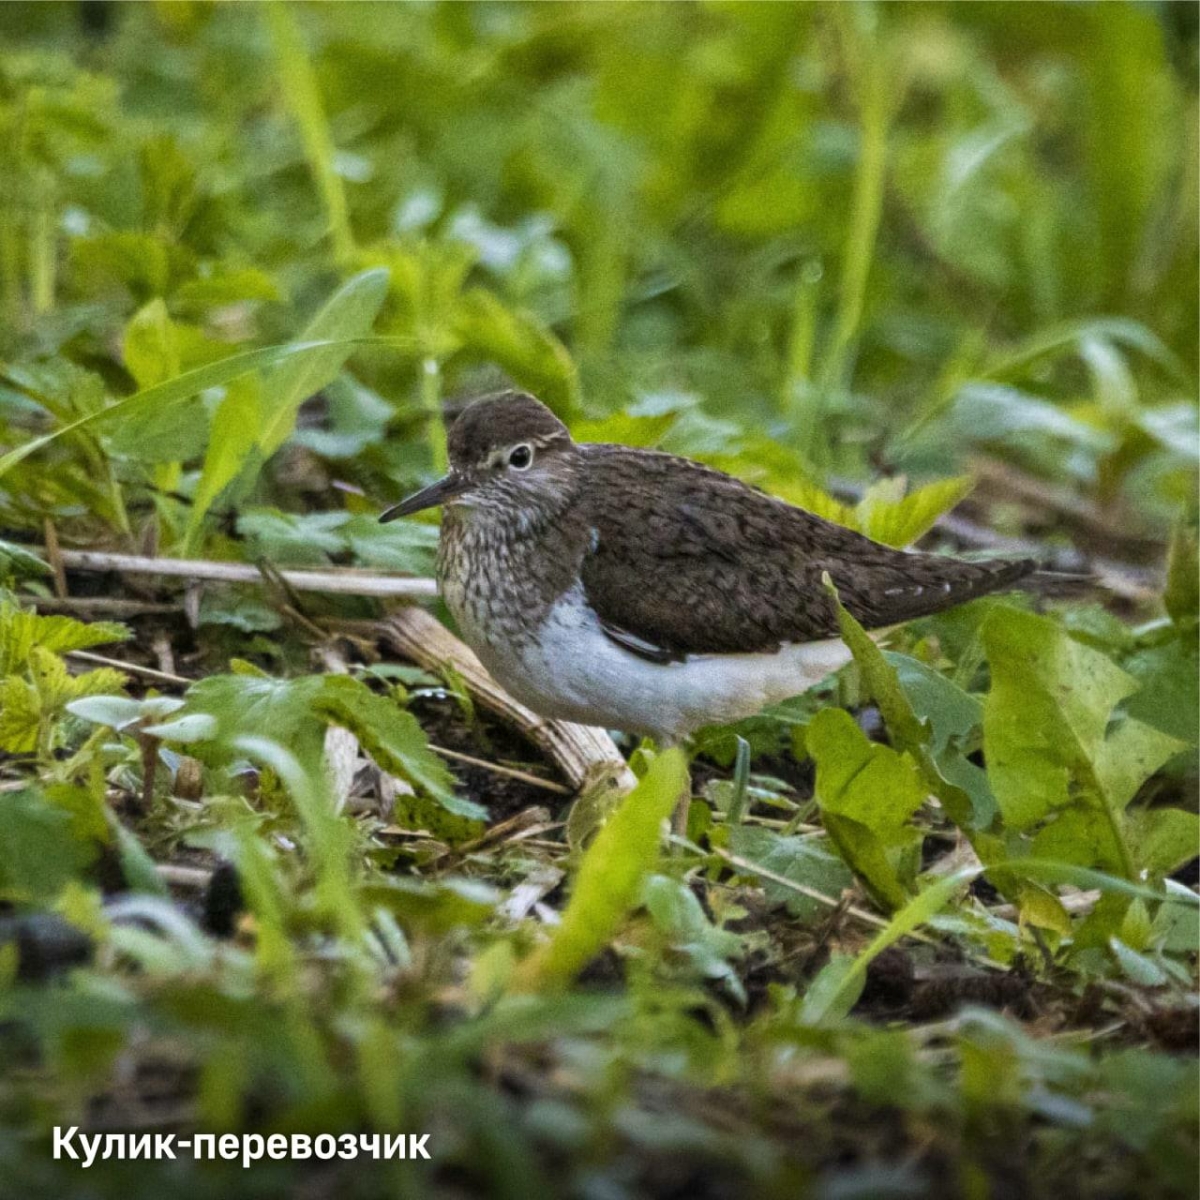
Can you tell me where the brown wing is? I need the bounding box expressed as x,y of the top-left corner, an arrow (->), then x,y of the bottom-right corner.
578,445 -> 1037,660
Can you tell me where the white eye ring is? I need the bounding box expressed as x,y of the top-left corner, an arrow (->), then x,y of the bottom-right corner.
508,443 -> 533,470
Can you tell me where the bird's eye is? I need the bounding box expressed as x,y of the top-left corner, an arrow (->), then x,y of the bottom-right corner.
508,444 -> 533,470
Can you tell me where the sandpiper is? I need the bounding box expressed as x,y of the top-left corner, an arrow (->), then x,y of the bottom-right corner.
380,391 -> 1039,749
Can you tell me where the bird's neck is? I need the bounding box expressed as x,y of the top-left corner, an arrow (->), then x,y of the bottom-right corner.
438,488 -> 589,646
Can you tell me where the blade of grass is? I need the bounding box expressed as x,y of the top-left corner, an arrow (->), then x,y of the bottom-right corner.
511,748 -> 687,993
817,6 -> 889,405
264,1 -> 356,264
800,866 -> 981,1024
0,334 -> 396,482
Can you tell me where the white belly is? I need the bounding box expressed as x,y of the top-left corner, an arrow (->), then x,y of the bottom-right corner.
466,585 -> 853,744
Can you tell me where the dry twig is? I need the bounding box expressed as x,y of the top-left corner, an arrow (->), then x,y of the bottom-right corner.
45,548 -> 438,599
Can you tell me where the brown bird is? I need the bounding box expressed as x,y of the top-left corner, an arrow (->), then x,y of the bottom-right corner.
380,391 -> 1042,748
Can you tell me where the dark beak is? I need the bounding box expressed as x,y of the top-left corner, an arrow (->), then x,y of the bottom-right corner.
379,472 -> 470,523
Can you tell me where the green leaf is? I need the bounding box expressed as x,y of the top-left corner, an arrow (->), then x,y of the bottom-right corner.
65,695 -> 144,730
808,707 -> 928,911
1122,640 -> 1199,746
175,670 -> 477,835
257,268 -> 390,457
854,475 -> 974,547
0,603 -> 128,675
123,297 -> 181,389
726,825 -> 854,923
309,675 -> 474,817
0,788 -> 99,902
1125,809 -> 1200,878
110,818 -> 169,897
799,867 -> 981,1024
982,608 -> 1188,879
0,540 -> 51,578
178,673 -> 327,767
642,874 -> 746,1003
513,747 -> 687,991
0,649 -> 126,754
0,338 -> 380,481
174,268 -> 281,310
185,374 -> 264,550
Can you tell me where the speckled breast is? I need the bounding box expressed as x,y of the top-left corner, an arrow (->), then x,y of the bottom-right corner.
437,510 -> 571,658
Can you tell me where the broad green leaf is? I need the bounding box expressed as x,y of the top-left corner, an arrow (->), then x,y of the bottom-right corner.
726,825 -> 854,923
123,297 -> 181,389
854,474 -> 974,547
0,604 -> 128,674
808,707 -> 927,910
178,673 -> 327,767
309,674 -> 473,817
65,695 -> 144,730
0,788 -> 100,902
1124,809 -> 1200,878
257,268 -> 390,456
1122,640 -> 1200,745
174,268 -> 281,310
982,608 -> 1187,878
512,747 -> 687,992
185,374 -> 264,550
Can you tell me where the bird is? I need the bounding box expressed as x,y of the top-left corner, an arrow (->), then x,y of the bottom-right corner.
379,389 -> 1045,751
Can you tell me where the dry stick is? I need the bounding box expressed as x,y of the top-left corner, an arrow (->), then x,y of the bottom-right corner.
426,743 -> 572,795
376,606 -> 637,799
68,649 -> 191,687
31,595 -> 183,618
156,864 -> 214,890
51,549 -> 438,599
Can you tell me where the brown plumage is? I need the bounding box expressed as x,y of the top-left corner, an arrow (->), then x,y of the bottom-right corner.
576,443 -> 1036,661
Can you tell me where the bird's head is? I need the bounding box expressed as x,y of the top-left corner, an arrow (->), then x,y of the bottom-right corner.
379,391 -> 578,524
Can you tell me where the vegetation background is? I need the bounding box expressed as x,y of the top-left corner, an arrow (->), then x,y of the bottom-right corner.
0,2 -> 1196,1197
